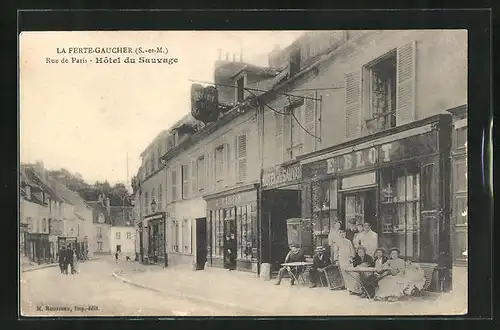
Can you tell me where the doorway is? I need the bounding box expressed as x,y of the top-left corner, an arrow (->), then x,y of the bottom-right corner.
195,217 -> 207,270
342,189 -> 377,231
116,245 -> 121,253
223,208 -> 237,270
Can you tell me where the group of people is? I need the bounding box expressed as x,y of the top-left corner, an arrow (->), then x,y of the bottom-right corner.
275,219 -> 426,302
58,245 -> 77,275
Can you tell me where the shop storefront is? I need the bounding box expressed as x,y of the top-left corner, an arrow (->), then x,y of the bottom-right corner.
144,212 -> 167,265
447,105 -> 467,266
27,233 -> 51,264
261,162 -> 302,271
204,183 -> 259,273
300,114 -> 452,291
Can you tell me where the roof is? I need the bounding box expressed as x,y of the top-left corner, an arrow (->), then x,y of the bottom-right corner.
230,64 -> 281,79
246,68 -> 288,97
45,175 -> 91,212
23,166 -> 67,203
19,167 -> 43,192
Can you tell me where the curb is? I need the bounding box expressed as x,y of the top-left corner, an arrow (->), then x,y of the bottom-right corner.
21,257 -> 101,273
21,263 -> 59,273
111,272 -> 266,315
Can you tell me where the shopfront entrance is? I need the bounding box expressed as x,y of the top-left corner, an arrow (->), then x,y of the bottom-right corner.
341,188 -> 377,230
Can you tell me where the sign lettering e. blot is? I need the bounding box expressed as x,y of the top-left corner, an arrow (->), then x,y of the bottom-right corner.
326,144 -> 393,174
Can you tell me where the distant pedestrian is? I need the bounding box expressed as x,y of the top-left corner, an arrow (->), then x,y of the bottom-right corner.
115,251 -> 119,263
58,247 -> 66,274
66,247 -> 75,274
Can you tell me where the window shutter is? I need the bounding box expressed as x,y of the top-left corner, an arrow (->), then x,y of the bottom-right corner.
171,168 -> 177,201
396,41 -> 416,126
275,112 -> 284,164
304,94 -> 316,152
182,164 -> 189,198
237,134 -> 247,182
345,70 -> 362,139
191,159 -> 197,194
225,143 -> 231,180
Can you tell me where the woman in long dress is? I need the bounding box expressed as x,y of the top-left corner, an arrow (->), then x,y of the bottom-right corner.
334,230 -> 362,295
327,221 -> 342,258
374,248 -> 426,301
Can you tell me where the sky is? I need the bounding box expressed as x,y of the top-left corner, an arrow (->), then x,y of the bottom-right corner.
20,31 -> 305,189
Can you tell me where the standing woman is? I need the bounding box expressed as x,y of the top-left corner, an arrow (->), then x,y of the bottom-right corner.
334,230 -> 362,295
58,246 -> 66,274
327,221 -> 342,258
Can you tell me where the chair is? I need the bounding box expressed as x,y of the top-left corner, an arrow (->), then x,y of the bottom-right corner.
418,262 -> 439,292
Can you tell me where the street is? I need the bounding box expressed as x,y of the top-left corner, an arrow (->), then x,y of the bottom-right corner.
20,258 -> 236,317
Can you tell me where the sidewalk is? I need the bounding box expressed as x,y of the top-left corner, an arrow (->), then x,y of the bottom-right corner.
113,262 -> 467,316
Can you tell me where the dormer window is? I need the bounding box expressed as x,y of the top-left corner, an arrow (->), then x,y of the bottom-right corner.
236,75 -> 245,102
25,186 -> 31,199
289,48 -> 301,77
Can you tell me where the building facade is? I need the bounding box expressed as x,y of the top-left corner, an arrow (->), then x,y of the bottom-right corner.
259,30 -> 466,290
109,206 -> 135,257
88,197 -> 112,254
134,30 -> 466,287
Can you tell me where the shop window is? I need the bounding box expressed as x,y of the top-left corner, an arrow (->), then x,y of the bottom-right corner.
311,179 -> 339,239
236,204 -> 255,260
421,163 -> 437,210
181,165 -> 189,199
216,210 -> 224,257
380,167 -> 421,260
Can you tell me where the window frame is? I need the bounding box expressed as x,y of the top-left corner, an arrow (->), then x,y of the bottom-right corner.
181,164 -> 189,199
214,145 -> 225,183
362,49 -> 398,132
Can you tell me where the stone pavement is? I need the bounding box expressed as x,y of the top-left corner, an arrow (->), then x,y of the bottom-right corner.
113,261 -> 468,316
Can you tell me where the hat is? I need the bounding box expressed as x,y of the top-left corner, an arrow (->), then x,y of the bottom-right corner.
389,247 -> 400,254
374,247 -> 386,254
315,246 -> 326,252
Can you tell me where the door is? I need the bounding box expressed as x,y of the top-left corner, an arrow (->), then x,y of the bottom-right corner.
116,245 -> 121,253
342,189 -> 377,230
223,208 -> 237,269
195,217 -> 207,270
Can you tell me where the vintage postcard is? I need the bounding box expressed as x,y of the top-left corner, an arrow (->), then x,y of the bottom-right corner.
19,29 -> 468,317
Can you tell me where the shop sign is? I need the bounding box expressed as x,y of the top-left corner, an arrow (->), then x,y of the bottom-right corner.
326,144 -> 393,175
213,190 -> 256,209
262,164 -> 302,188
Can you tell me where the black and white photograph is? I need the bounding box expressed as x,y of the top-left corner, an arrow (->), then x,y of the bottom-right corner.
19,28 -> 470,317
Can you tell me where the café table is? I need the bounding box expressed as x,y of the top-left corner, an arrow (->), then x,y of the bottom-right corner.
343,266 -> 378,299
281,261 -> 314,284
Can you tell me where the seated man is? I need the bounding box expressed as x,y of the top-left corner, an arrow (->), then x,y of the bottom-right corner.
309,246 -> 333,288
275,244 -> 306,286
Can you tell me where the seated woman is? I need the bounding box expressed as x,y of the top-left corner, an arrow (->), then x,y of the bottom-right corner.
352,246 -> 375,298
374,248 -> 426,302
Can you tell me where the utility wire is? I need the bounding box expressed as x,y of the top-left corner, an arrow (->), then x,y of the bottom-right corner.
247,89 -> 321,142
188,79 -> 324,102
